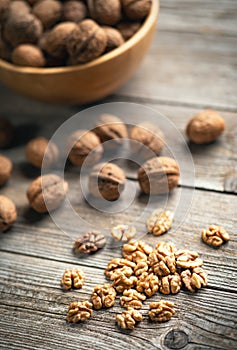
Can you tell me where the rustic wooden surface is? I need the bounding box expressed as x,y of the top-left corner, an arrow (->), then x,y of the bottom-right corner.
0,1 -> 237,349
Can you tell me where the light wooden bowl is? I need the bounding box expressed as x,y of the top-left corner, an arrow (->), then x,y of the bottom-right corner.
0,1 -> 159,105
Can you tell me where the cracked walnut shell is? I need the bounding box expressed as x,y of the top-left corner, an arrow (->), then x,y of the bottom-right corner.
159,273 -> 182,295
116,307 -> 142,330
136,272 -> 159,297
120,289 -> 146,309
186,109 -> 225,144
61,268 -> 85,290
181,267 -> 208,293
66,301 -> 93,323
74,231 -> 106,254
202,225 -> 230,247
149,300 -> 175,322
147,209 -> 174,236
91,284 -> 116,310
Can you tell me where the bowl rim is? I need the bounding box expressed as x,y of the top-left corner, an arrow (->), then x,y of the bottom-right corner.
0,0 -> 159,75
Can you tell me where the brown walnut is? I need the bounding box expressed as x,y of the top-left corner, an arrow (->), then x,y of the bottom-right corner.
121,0 -> 152,20
186,109 -> 225,144
32,0 -> 62,29
116,21 -> 141,41
103,26 -> 124,52
66,19 -> 107,64
0,155 -> 12,186
25,137 -> 59,168
0,195 -> 17,232
88,162 -> 126,201
87,0 -> 122,26
67,129 -> 103,167
8,0 -> 31,19
138,157 -> 180,195
4,13 -> 43,47
63,0 -> 87,24
12,44 -> 46,67
27,174 -> 68,213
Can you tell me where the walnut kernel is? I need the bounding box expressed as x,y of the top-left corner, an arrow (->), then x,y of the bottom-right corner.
66,301 -> 93,323
147,209 -> 174,235
91,284 -> 116,309
116,307 -> 142,330
120,289 -> 146,309
149,300 -> 175,322
202,225 -> 230,247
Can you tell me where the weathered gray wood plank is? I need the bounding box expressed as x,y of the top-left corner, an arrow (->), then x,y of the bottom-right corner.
0,251 -> 237,350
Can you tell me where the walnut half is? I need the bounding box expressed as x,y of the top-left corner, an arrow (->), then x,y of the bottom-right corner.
149,300 -> 175,322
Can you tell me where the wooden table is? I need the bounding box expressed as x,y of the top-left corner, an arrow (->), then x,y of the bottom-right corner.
0,1 -> 237,349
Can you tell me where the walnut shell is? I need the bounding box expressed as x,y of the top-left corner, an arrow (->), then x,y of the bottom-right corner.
32,0 -> 62,29
44,21 -> 78,59
87,0 -> 121,26
12,44 -> 46,67
94,114 -> 128,148
8,0 -> 31,18
0,155 -> 12,186
66,19 -> 107,64
0,195 -> 17,232
3,13 -> 43,47
88,162 -> 126,201
186,109 -> 225,144
103,26 -> 124,52
27,174 -> 68,213
67,129 -> 103,167
63,0 -> 87,24
130,122 -> 164,159
25,137 -> 59,168
138,157 -> 180,195
121,0 -> 152,20
116,21 -> 141,41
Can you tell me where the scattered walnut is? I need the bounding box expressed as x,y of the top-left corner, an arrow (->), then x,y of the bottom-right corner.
181,268 -> 208,293
136,272 -> 159,297
25,136 -> 59,168
159,273 -> 182,295
105,258 -> 135,279
91,284 -> 116,310
66,301 -> 93,323
175,249 -> 203,269
111,224 -> 137,242
116,307 -> 142,330
74,231 -> 106,254
61,268 -> 85,290
186,109 -> 225,144
122,240 -> 153,262
149,243 -> 176,277
120,289 -> 146,309
134,261 -> 149,277
202,225 -> 230,247
0,195 -> 17,233
149,300 -> 175,322
147,209 -> 174,235
112,274 -> 137,293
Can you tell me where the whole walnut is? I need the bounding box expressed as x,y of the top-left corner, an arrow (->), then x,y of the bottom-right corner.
66,19 -> 107,64
8,0 -> 31,18
3,13 -> 43,47
186,109 -> 225,144
63,0 -> 87,24
27,174 -> 68,213
32,0 -> 62,29
94,114 -> 128,148
44,22 -> 78,59
0,39 -> 11,61
87,0 -> 121,26
103,26 -> 124,52
67,130 -> 103,167
0,0 -> 10,23
130,122 -> 164,159
25,137 -> 59,168
88,162 -> 126,201
0,195 -> 17,232
121,0 -> 152,20
12,44 -> 46,67
138,157 -> 180,195
0,118 -> 14,148
116,21 -> 141,41
0,155 -> 12,186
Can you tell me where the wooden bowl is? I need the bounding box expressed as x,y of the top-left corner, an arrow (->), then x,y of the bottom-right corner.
0,1 -> 159,105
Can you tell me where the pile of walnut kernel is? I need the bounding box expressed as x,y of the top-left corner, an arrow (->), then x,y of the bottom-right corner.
63,239 -> 208,330
0,0 -> 152,67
